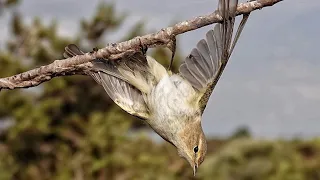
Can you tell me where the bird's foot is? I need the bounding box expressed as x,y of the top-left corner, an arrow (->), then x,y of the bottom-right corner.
138,37 -> 148,55
90,47 -> 98,54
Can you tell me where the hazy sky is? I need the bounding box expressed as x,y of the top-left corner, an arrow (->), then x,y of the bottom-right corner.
1,0 -> 320,138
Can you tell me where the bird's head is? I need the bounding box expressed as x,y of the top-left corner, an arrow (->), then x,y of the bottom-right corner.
175,117 -> 207,176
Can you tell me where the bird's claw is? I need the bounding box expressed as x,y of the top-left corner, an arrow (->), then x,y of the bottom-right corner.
138,37 -> 148,55
90,47 -> 98,54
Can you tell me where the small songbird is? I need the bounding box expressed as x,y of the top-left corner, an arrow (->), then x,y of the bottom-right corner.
64,0 -> 249,175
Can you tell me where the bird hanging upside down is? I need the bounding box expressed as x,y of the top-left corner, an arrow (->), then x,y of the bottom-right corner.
64,0 -> 249,176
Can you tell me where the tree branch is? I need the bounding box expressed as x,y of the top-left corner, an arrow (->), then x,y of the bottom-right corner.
0,0 -> 283,90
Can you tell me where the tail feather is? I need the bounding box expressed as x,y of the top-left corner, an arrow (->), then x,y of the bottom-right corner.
115,52 -> 156,93
63,44 -> 152,119
106,51 -> 168,94
146,56 -> 168,83
63,44 -> 168,93
63,44 -> 84,58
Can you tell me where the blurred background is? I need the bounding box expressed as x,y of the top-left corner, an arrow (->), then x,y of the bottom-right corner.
0,0 -> 320,179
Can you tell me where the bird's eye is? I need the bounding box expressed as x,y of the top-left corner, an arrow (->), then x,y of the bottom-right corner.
193,146 -> 199,153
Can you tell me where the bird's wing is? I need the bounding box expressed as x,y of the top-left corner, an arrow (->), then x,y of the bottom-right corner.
94,70 -> 150,119
179,0 -> 249,113
63,44 -> 150,119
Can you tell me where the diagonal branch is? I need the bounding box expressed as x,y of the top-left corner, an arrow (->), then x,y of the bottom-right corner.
0,0 -> 283,90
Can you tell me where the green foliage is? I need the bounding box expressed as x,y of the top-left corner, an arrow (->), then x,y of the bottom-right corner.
0,1 -> 319,180
199,138 -> 320,180
0,0 -> 19,13
81,3 -> 126,44
229,126 -> 251,139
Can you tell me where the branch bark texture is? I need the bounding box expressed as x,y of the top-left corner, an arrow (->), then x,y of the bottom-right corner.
0,0 -> 283,90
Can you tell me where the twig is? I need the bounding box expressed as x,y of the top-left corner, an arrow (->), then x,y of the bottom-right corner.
0,0 -> 283,90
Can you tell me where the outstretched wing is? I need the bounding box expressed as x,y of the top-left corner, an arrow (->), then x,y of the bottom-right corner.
94,68 -> 150,119
64,44 -> 150,119
179,0 -> 249,113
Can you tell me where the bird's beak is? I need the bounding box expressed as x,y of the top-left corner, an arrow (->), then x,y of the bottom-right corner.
193,165 -> 198,176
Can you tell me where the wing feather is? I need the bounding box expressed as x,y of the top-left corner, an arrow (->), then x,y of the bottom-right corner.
98,72 -> 149,119
196,39 -> 214,77
179,63 -> 203,90
179,0 -> 250,113
185,52 -> 207,88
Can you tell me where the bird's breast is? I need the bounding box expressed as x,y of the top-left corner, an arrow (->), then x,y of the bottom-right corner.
146,74 -> 198,135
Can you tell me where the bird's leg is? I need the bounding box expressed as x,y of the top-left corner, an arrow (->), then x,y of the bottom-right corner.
167,35 -> 176,71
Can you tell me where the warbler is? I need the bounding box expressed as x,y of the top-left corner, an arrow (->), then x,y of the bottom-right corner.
64,0 -> 249,175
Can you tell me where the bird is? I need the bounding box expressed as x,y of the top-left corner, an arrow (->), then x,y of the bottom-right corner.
63,0 -> 249,175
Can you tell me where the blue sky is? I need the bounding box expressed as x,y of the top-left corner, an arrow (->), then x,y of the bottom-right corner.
1,0 -> 320,138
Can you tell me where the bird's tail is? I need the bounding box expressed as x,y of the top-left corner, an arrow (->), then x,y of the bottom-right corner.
63,44 -> 167,94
